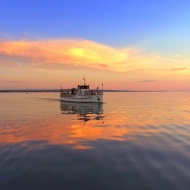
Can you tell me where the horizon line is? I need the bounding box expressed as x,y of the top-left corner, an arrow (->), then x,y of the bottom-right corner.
1,89 -> 190,93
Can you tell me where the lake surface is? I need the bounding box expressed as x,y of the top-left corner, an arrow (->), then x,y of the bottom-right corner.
0,92 -> 190,190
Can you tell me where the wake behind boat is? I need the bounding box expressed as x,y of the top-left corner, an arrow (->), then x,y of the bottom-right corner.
60,78 -> 103,103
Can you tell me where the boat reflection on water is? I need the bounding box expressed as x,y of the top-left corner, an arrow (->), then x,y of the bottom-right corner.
60,102 -> 104,123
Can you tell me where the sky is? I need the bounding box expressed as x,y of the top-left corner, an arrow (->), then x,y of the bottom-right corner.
0,0 -> 190,91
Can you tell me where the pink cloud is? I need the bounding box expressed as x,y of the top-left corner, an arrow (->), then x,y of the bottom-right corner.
0,39 -> 130,71
0,38 -> 189,75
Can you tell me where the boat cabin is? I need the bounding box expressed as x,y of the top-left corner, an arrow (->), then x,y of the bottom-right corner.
77,85 -> 90,89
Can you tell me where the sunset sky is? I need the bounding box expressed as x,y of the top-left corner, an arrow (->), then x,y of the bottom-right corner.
0,0 -> 190,91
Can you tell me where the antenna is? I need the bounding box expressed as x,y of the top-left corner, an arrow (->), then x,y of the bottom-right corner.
83,77 -> 86,85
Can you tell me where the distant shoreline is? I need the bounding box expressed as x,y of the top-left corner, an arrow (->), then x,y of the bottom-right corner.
0,89 -> 166,93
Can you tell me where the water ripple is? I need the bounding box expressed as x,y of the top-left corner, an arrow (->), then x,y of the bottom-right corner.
1,92 -> 190,190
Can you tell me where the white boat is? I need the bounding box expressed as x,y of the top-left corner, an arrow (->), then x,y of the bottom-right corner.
60,78 -> 103,103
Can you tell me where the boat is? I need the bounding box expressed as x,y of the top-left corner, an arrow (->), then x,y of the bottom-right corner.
60,78 -> 103,103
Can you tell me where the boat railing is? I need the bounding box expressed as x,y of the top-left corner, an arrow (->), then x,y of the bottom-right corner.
97,90 -> 103,95
83,90 -> 103,96
60,89 -> 103,96
60,89 -> 76,97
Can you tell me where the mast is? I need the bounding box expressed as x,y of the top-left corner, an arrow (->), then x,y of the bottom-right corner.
83,77 -> 86,85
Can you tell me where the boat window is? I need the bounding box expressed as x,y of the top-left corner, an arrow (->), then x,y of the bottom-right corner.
78,85 -> 89,89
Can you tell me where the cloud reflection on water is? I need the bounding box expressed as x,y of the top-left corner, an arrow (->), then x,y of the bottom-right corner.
1,92 -> 190,190
0,92 -> 190,150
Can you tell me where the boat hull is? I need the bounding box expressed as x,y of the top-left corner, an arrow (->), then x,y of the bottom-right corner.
60,95 -> 103,103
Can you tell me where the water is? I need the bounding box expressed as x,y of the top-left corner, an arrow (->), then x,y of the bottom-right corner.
0,92 -> 190,190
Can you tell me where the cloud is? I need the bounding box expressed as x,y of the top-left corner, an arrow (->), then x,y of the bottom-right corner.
0,39 -> 132,71
170,68 -> 187,71
0,38 -> 189,74
0,80 -> 22,83
0,38 -> 164,72
140,80 -> 159,83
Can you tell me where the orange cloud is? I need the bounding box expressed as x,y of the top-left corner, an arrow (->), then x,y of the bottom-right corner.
0,39 -> 130,71
0,38 -> 190,75
0,38 -> 163,72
